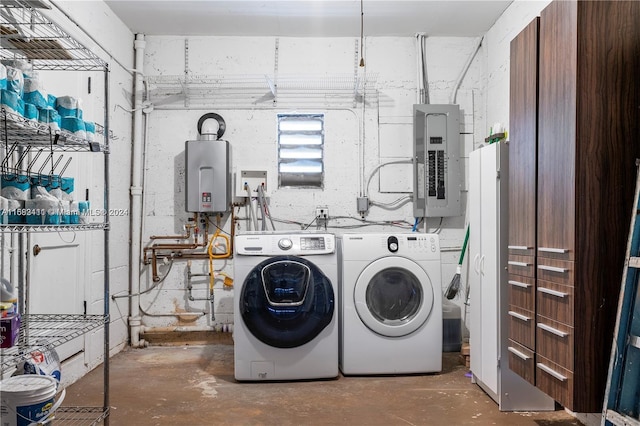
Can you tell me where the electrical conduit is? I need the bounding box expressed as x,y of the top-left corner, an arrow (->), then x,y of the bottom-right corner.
129,33 -> 146,348
450,36 -> 484,105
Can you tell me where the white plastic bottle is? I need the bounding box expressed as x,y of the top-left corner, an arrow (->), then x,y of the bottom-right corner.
1,277 -> 18,314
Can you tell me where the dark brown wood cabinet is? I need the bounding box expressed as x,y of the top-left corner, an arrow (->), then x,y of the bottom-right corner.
509,0 -> 640,413
508,15 -> 539,387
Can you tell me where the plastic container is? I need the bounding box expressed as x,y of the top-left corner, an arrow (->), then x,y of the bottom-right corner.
0,375 -> 60,426
1,277 -> 17,304
443,298 -> 462,352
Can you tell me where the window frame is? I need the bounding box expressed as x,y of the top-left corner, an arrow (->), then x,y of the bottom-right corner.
277,113 -> 325,189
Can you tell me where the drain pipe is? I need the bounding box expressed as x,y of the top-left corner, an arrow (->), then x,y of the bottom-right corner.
129,33 -> 146,348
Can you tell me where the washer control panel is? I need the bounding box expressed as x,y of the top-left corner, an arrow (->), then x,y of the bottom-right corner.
236,232 -> 335,255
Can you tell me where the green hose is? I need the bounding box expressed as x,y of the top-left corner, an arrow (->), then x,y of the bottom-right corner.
458,226 -> 470,266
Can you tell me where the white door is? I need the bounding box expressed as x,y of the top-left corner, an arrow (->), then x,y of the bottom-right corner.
469,144 -> 500,395
469,148 -> 483,379
27,152 -> 90,363
479,145 -> 499,394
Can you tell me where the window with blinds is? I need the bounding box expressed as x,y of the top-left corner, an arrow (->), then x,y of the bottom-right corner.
277,113 -> 324,188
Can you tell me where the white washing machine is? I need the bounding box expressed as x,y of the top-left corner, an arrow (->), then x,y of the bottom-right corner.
233,231 -> 338,381
339,233 -> 442,375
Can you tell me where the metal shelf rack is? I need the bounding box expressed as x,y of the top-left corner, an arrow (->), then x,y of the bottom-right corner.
0,222 -> 107,232
146,73 -> 379,109
0,2 -> 106,71
1,109 -> 109,153
1,1 -> 111,425
0,314 -> 105,375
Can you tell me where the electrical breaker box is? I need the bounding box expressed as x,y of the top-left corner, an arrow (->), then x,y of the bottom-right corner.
185,139 -> 230,213
413,104 -> 462,217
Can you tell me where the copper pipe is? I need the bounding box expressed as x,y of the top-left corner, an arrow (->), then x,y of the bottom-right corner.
145,243 -> 199,250
144,209 -> 233,280
143,244 -> 199,263
149,213 -> 198,240
151,249 -> 159,282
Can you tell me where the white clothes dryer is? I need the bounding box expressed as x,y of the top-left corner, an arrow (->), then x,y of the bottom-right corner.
233,231 -> 338,381
339,233 -> 442,375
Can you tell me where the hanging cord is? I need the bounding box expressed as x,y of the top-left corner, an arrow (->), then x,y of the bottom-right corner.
359,0 -> 365,67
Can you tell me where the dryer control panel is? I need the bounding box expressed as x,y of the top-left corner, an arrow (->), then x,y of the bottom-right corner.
406,234 -> 439,254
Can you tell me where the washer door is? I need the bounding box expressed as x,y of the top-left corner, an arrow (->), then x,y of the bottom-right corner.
240,255 -> 334,348
354,256 -> 434,337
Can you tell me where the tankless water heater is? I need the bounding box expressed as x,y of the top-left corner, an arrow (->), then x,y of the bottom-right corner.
185,139 -> 230,213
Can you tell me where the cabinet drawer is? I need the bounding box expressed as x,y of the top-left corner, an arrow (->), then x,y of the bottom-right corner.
508,275 -> 535,312
536,355 -> 573,410
537,258 -> 574,286
536,280 -> 574,326
536,316 -> 573,371
508,255 -> 535,277
508,306 -> 535,350
507,339 -> 535,385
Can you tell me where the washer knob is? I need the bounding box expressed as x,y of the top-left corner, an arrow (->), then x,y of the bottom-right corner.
278,238 -> 293,250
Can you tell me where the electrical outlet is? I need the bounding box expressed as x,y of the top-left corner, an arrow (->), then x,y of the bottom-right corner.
315,206 -> 329,219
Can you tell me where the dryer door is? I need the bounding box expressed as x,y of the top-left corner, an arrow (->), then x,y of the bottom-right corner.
354,256 -> 434,337
240,255 -> 334,348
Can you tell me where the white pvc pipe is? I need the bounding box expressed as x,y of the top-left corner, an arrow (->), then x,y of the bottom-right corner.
416,33 -> 425,104
129,33 -> 146,348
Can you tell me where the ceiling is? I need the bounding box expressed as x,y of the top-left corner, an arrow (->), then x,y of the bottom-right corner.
103,0 -> 514,37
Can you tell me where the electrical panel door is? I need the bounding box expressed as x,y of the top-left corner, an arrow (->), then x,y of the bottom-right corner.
413,104 -> 462,217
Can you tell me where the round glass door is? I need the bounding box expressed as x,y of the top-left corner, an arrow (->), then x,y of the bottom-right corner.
354,257 -> 434,337
240,255 -> 334,348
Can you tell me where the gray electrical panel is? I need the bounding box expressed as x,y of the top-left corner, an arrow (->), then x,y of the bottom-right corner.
413,104 -> 462,217
185,139 -> 231,213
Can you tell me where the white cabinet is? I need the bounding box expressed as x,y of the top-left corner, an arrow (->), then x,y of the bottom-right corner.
468,142 -> 554,411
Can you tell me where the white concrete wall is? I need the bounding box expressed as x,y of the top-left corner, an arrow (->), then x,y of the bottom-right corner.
137,34 -> 486,331
8,0 -> 566,391
484,0 -> 552,133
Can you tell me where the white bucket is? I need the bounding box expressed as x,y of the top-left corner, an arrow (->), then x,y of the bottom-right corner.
0,375 -> 62,426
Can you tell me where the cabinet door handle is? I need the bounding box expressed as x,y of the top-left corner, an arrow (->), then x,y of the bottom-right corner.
537,362 -> 567,382
537,265 -> 568,274
508,311 -> 530,322
480,255 -> 485,274
508,280 -> 531,288
508,261 -> 530,267
537,322 -> 568,338
538,247 -> 569,254
508,245 -> 531,251
537,287 -> 568,298
474,253 -> 481,274
508,346 -> 531,360
509,280 -> 531,288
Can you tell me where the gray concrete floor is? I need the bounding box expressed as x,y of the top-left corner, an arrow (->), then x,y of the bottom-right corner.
63,342 -> 583,426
